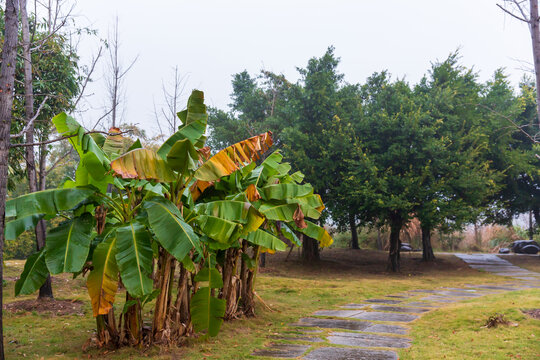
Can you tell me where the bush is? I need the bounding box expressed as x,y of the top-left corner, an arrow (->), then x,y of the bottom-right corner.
4,231 -> 36,260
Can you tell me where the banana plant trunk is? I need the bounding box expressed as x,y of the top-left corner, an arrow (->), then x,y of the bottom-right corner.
240,241 -> 259,317
152,250 -> 176,342
172,263 -> 192,338
96,309 -> 119,347
122,294 -> 142,346
220,247 -> 241,320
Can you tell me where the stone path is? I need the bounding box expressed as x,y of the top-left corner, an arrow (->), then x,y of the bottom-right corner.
251,254 -> 540,359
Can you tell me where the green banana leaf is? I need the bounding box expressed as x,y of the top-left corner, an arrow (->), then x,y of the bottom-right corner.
286,194 -> 325,219
194,200 -> 264,233
260,183 -> 313,201
166,138 -> 199,173
4,214 -> 43,240
158,90 -> 208,158
257,203 -> 298,221
246,229 -> 287,251
196,215 -> 240,243
115,221 -> 153,298
6,188 -> 95,219
15,250 -> 49,296
102,128 -> 133,159
190,267 -> 225,337
45,214 -> 95,274
294,220 -> 333,248
280,223 -> 301,246
144,197 -> 202,261
87,236 -> 119,317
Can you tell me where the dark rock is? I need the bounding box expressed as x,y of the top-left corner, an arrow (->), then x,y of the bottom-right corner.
365,299 -> 402,304
370,305 -> 430,313
303,347 -> 398,360
521,245 -> 539,254
499,247 -> 510,254
511,240 -> 540,254
328,331 -> 411,348
350,311 -> 418,322
252,343 -> 310,358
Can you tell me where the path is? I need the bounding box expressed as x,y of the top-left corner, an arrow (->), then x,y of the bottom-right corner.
251,254 -> 540,359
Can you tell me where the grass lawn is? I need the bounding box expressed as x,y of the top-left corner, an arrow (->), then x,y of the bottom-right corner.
3,249 -> 539,359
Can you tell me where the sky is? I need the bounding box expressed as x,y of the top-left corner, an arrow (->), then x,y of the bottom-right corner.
72,0 -> 533,135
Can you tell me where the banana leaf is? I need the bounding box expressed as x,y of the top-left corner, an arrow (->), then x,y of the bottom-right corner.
110,148 -> 176,182
144,197 -> 202,261
15,250 -> 49,296
246,229 -> 287,251
87,236 -> 119,317
6,188 -> 94,219
4,214 -> 43,240
190,267 -> 225,337
115,221 -> 153,298
45,214 -> 95,274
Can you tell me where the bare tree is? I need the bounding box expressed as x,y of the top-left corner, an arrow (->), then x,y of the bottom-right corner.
498,0 -> 540,131
105,17 -> 137,128
0,1 -> 21,358
155,65 -> 187,135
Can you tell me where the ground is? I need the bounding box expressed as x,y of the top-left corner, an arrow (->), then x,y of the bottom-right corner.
2,250 -> 539,359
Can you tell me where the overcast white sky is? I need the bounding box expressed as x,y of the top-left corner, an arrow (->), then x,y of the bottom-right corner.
73,0 -> 532,135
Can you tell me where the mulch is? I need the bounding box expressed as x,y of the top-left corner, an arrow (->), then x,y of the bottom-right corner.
522,309 -> 540,320
3,298 -> 85,316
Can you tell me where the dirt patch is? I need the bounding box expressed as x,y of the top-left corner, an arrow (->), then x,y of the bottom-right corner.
3,298 -> 85,316
522,309 -> 540,320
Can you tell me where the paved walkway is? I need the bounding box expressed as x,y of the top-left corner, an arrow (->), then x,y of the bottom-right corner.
251,254 -> 540,359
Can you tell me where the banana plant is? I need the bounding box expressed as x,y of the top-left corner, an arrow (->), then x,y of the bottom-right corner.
5,89 -> 333,349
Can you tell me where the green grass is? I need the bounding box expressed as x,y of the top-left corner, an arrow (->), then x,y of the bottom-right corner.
3,250 -> 539,359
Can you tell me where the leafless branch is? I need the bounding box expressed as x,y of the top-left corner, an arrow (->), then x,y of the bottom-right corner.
10,95 -> 49,138
73,46 -> 103,109
478,103 -> 539,144
91,108 -> 114,130
497,3 -> 530,23
10,129 -> 133,148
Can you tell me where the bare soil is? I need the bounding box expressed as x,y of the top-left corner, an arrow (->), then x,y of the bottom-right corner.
3,298 -> 85,316
522,309 -> 540,320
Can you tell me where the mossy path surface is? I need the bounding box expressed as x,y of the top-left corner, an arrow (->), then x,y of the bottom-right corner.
251,254 -> 540,360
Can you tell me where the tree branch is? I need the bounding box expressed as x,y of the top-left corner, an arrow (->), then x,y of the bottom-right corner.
10,95 -> 49,138
478,103 -> 539,144
497,3 -> 530,23
10,129 -> 132,148
73,46 -> 103,109
44,148 -> 73,176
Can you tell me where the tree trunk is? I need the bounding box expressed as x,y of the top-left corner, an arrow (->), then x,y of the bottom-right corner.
0,2 -> 20,358
220,247 -> 241,320
301,235 -> 320,262
529,0 -> 540,130
376,227 -> 383,250
387,218 -> 402,272
529,210 -> 534,240
152,251 -> 176,343
349,213 -> 359,249
96,309 -> 119,347
421,224 -> 435,262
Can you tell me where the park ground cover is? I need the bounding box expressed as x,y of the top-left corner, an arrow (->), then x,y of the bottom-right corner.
3,249 -> 539,359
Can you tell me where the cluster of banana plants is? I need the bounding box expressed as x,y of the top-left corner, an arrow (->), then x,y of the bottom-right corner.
5,90 -> 332,347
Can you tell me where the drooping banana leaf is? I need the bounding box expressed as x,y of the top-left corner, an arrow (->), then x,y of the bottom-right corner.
144,197 -> 202,261
246,229 -> 287,251
45,214 -> 95,274
194,200 -> 264,232
260,183 -> 313,201
256,203 -> 298,222
157,90 -> 208,158
293,220 -> 333,248
286,194 -> 325,219
190,267 -> 225,337
280,223 -> 301,246
195,215 -> 240,243
87,236 -> 119,317
115,221 -> 153,298
194,131 -> 273,182
6,188 -> 95,219
4,214 -> 43,240
15,250 -> 49,296
110,148 -> 176,182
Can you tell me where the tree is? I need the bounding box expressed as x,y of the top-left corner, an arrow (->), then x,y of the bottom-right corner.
498,0 -> 540,131
0,1 -> 20,357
